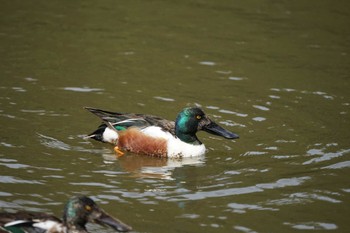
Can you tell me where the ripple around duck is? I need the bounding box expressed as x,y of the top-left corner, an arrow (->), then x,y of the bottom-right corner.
37,133 -> 106,154
38,133 -> 71,151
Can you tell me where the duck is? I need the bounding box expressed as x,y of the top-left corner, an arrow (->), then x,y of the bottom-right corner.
0,195 -> 132,233
85,107 -> 239,158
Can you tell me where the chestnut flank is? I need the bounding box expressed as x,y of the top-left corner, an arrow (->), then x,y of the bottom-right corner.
118,128 -> 167,157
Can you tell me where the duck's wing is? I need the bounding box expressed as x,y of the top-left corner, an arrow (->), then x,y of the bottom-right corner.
0,212 -> 63,233
85,107 -> 175,135
140,114 -> 175,135
85,107 -> 137,122
85,107 -> 151,128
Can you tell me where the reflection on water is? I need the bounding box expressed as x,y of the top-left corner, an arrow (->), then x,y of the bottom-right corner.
115,155 -> 205,180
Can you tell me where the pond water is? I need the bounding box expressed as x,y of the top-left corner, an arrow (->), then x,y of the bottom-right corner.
1,1 -> 349,232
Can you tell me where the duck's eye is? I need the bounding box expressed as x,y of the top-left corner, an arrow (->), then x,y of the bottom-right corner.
85,205 -> 92,211
196,115 -> 202,120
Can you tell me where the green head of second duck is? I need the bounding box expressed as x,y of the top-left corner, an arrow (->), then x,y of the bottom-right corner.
63,196 -> 131,232
175,107 -> 239,145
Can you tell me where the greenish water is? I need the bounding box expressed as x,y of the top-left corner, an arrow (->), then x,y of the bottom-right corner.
1,1 -> 349,232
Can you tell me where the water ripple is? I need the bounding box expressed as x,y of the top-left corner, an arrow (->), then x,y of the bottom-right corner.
153,96 -> 175,102
233,225 -> 258,233
228,203 -> 278,213
0,142 -> 17,148
70,182 -> 116,189
20,109 -> 69,117
218,109 -> 248,117
252,117 -> 266,122
0,191 -> 12,197
163,176 -> 310,201
256,177 -> 311,189
322,160 -> 350,169
0,162 -> 30,169
62,87 -> 104,92
253,105 -> 270,111
0,176 -> 43,184
12,87 -> 26,92
270,87 -> 337,100
0,157 -> 61,172
37,133 -> 103,154
199,61 -> 216,66
228,76 -> 246,81
284,221 -> 337,230
242,151 -> 267,156
38,133 -> 71,151
303,148 -> 350,165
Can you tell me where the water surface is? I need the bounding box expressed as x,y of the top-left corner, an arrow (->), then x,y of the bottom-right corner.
1,1 -> 349,233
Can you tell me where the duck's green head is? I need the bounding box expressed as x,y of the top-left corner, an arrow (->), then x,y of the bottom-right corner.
175,107 -> 239,145
63,196 -> 132,232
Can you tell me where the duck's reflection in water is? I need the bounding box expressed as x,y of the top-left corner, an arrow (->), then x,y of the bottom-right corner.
102,153 -> 205,180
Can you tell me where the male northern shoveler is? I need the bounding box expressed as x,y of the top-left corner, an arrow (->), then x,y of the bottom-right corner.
0,196 -> 132,233
85,107 -> 239,158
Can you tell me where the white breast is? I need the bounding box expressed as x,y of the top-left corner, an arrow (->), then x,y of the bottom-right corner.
167,137 -> 206,158
102,127 -> 119,143
141,126 -> 206,157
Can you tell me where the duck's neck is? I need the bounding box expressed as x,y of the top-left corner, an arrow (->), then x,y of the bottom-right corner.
176,132 -> 202,145
64,218 -> 88,233
65,224 -> 88,233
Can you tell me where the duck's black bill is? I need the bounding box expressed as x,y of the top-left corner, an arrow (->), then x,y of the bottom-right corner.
96,212 -> 132,232
203,121 -> 239,139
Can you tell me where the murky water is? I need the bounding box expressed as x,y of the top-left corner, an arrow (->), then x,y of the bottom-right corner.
1,1 -> 349,232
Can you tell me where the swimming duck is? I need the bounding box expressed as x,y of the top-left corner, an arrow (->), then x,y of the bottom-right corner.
85,107 -> 239,157
0,195 -> 132,233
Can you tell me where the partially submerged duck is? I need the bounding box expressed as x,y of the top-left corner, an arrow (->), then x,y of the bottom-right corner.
0,195 -> 132,233
86,107 -> 239,157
